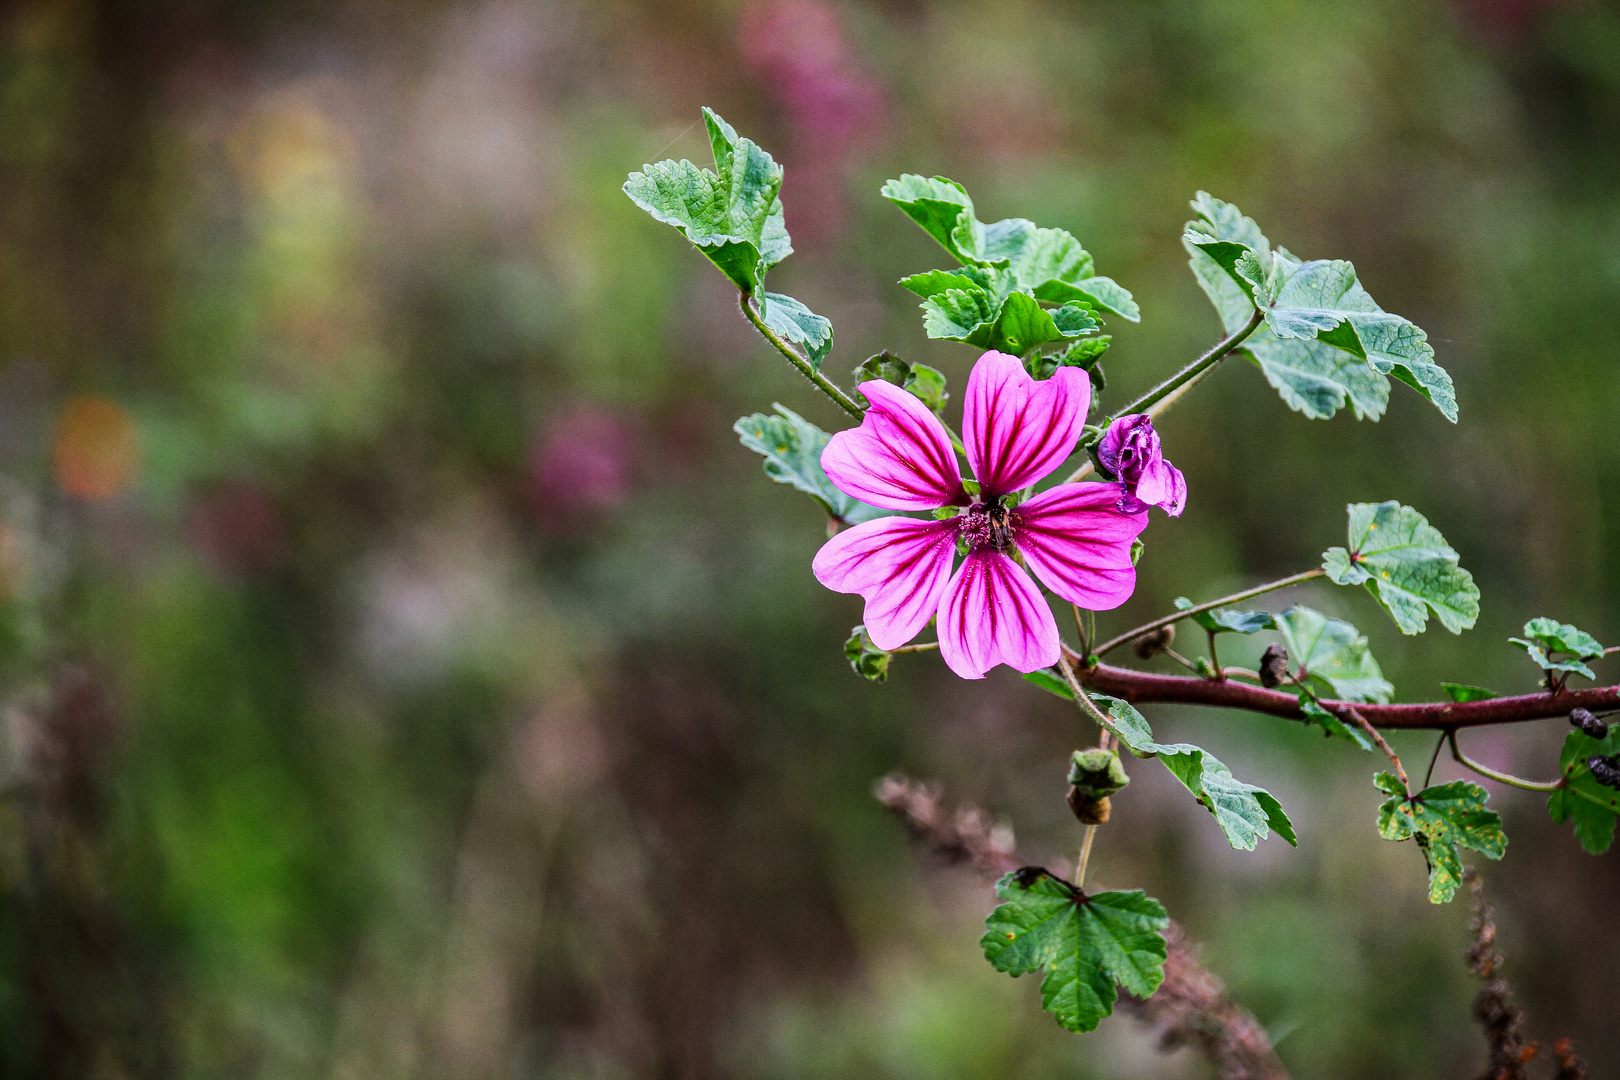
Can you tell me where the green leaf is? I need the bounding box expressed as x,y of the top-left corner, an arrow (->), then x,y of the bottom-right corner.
624,108 -> 788,292
734,405 -> 894,525
1511,617 -> 1605,679
1088,695 -> 1294,849
1274,605 -> 1394,703
844,625 -> 892,682
852,351 -> 949,415
920,285 -> 1097,355
981,868 -> 1168,1033
979,218 -> 1141,322
758,292 -> 832,369
1549,728 -> 1620,854
881,175 -> 984,264
1323,502 -> 1480,636
1023,668 -> 1075,700
1174,597 -> 1275,635
1441,683 -> 1497,703
1183,193 -> 1452,422
1376,776 -> 1506,903
1298,697 -> 1375,751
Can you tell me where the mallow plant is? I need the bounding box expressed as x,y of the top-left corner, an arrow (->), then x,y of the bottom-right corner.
626,108 -> 1616,1073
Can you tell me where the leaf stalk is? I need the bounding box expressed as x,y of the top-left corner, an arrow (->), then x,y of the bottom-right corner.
1092,567 -> 1326,659
739,292 -> 866,419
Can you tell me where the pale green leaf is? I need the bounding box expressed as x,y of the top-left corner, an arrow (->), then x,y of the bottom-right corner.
844,625 -> 892,682
1441,683 -> 1497,703
1298,697 -> 1375,751
1323,502 -> 1480,635
1376,776 -> 1506,903
981,868 -> 1168,1033
1174,597 -> 1275,635
734,405 -> 894,525
1274,605 -> 1394,703
881,175 -> 983,263
758,292 -> 832,369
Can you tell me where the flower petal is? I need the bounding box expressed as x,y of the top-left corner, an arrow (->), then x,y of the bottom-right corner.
1134,458 -> 1187,517
936,550 -> 1060,679
821,380 -> 966,511
1013,482 -> 1148,610
962,351 -> 1090,498
812,516 -> 960,650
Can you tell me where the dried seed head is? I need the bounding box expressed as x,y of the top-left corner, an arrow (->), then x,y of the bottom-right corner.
1131,623 -> 1175,659
1258,644 -> 1289,689
1569,708 -> 1609,740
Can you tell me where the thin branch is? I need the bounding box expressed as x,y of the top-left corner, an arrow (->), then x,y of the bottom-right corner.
738,292 -> 866,419
1344,703 -> 1407,790
1071,604 -> 1090,659
1112,306 -> 1266,420
1069,655 -> 1620,731
1449,732 -> 1564,792
1074,825 -> 1098,889
891,641 -> 939,654
1091,568 -> 1326,659
1424,731 -> 1448,788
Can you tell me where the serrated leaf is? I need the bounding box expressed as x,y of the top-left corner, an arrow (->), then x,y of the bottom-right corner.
1274,605 -> 1394,703
1441,683 -> 1497,703
844,625 -> 892,682
1174,597 -> 1275,635
978,218 -> 1141,322
1323,502 -> 1480,635
624,109 -> 788,292
1376,776 -> 1505,903
1549,728 -> 1620,854
981,868 -> 1168,1033
881,175 -> 984,264
1023,668 -> 1075,700
1512,617 -> 1604,679
1088,695 -> 1294,849
920,285 -> 1096,355
734,405 -> 894,525
1509,639 -> 1595,679
758,292 -> 832,369
1299,697 -> 1375,751
1183,192 -> 1453,422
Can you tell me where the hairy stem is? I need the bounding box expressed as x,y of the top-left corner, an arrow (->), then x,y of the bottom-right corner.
1071,604 -> 1091,658
1067,658 -> 1620,730
891,641 -> 940,653
1074,825 -> 1097,889
1092,568 -> 1326,659
1449,732 -> 1564,792
1112,306 -> 1266,420
738,292 -> 866,419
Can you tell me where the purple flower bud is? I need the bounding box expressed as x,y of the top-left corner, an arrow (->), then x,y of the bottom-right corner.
1096,414 -> 1187,517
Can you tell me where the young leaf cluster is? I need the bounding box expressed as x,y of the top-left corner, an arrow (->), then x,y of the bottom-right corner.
884,175 -> 1134,361
1185,193 -> 1456,422
1510,617 -> 1605,681
981,868 -> 1168,1033
1375,774 -> 1506,903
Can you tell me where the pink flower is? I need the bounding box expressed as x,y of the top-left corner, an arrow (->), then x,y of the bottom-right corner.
1097,414 -> 1186,517
813,351 -> 1150,679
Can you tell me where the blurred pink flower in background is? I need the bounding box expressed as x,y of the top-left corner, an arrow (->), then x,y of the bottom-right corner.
187,480 -> 288,577
738,0 -> 885,245
529,405 -> 638,529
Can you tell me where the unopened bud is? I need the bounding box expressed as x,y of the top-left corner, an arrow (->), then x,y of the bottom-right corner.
1587,754 -> 1620,790
1132,624 -> 1175,659
1570,708 -> 1609,740
1259,644 -> 1289,689
1067,749 -> 1129,825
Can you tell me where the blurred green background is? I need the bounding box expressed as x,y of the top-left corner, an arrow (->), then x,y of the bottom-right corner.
0,0 -> 1616,1076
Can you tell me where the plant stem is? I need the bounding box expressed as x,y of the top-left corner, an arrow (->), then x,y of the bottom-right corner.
1447,732 -> 1564,792
1074,825 -> 1097,889
1092,567 -> 1326,659
892,641 -> 939,653
1071,604 -> 1090,658
1207,630 -> 1222,681
1112,306 -> 1265,420
1345,703 -> 1408,791
1056,653 -> 1123,740
738,291 -> 866,419
1424,731 -> 1447,788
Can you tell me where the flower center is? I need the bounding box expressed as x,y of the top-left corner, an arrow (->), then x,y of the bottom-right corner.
961,500 -> 1017,555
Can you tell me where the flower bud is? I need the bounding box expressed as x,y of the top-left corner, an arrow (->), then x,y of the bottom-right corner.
1569,708 -> 1609,740
1066,749 -> 1129,825
1259,644 -> 1289,688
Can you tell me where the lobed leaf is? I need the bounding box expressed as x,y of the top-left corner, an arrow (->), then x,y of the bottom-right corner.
758,292 -> 833,369
1548,728 -> 1620,854
1323,502 -> 1480,636
1174,597 -> 1276,635
734,405 -> 894,525
881,174 -> 983,264
1376,775 -> 1506,903
981,868 -> 1168,1033
624,108 -> 789,292
1089,696 -> 1294,849
1274,605 -> 1394,703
